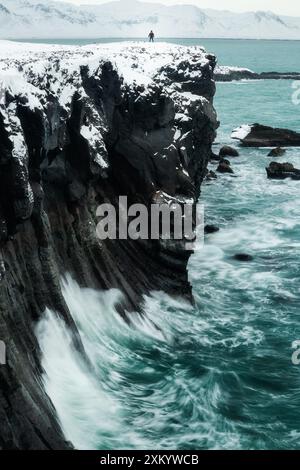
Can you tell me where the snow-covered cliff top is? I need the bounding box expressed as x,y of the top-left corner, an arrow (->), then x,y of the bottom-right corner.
0,40 -> 211,99
0,40 -> 216,179
0,41 -> 208,84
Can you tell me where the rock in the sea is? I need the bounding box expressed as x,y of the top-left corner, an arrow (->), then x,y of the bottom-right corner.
217,159 -> 234,174
266,162 -> 300,180
214,66 -> 257,82
232,123 -> 300,147
219,145 -> 239,157
210,151 -> 220,161
204,225 -> 219,234
215,66 -> 300,82
267,147 -> 286,157
233,253 -> 254,262
205,170 -> 217,181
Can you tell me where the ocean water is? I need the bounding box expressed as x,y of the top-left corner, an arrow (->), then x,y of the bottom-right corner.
36,39 -> 300,450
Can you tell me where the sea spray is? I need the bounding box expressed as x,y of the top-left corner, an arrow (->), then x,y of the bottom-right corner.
36,275 -> 242,450
36,276 -> 168,450
36,306 -> 122,450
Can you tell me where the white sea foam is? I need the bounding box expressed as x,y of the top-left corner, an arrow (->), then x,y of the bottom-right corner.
36,307 -> 123,450
36,274 -> 244,450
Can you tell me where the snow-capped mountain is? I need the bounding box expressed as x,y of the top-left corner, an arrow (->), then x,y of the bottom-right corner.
0,0 -> 300,39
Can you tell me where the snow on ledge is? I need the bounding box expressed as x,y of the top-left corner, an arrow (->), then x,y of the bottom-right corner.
0,40 -> 213,171
0,40 -> 210,87
215,65 -> 254,75
231,124 -> 252,140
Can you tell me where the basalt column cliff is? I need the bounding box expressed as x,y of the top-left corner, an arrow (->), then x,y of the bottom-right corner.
0,42 -> 218,449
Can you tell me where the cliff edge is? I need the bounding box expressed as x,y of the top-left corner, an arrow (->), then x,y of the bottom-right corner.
0,41 -> 217,449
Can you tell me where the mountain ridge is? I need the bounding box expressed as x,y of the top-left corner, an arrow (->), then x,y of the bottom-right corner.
0,0 -> 300,39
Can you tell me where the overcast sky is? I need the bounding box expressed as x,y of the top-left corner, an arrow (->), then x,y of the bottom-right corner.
55,0 -> 300,17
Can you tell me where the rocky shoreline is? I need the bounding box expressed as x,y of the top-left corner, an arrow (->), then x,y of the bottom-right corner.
0,41 -> 218,449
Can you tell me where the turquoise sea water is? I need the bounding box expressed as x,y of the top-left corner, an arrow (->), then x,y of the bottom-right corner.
35,39 -> 300,449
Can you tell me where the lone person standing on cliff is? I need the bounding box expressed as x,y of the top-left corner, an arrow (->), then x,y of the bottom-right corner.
148,30 -> 155,42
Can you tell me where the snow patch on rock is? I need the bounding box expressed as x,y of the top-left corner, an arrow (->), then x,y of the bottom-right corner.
231,125 -> 252,141
215,66 -> 254,76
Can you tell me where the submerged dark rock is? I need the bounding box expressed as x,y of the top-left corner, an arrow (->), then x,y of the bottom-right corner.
205,169 -> 217,181
0,43 -> 218,449
266,162 -> 300,180
267,147 -> 286,157
204,225 -> 219,234
219,145 -> 239,157
217,159 -> 234,174
210,151 -> 220,161
233,253 -> 254,262
232,123 -> 300,147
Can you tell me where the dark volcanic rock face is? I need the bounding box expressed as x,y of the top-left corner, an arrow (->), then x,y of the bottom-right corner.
0,42 -> 217,449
